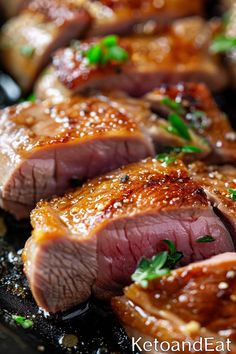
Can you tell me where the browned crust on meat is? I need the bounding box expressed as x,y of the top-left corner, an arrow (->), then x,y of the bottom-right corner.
86,0 -> 204,36
29,158 -> 209,243
26,0 -> 91,24
0,96 -> 145,156
112,253 -> 236,349
52,18 -> 228,94
189,162 -> 236,235
146,83 -> 236,164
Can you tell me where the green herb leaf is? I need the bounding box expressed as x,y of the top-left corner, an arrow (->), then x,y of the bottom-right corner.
163,240 -> 183,268
196,235 -> 215,243
165,125 -> 179,136
85,35 -> 129,66
86,44 -> 103,64
210,35 -> 236,54
166,145 -> 203,154
156,153 -> 176,165
19,45 -> 35,57
107,46 -> 129,62
11,315 -> 33,329
168,113 -> 191,141
131,240 -> 183,288
161,97 -> 185,115
26,93 -> 36,102
102,35 -> 118,47
229,188 -> 236,201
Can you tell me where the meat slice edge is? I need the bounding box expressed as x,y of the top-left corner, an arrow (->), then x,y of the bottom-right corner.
35,18 -> 228,100
112,253 -> 236,354
0,97 -> 154,219
0,0 -> 91,93
23,159 -> 234,312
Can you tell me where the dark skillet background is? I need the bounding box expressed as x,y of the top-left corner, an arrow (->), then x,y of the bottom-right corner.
0,1 -> 235,353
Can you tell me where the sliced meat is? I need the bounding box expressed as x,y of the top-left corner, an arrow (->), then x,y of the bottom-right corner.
35,17 -> 228,100
83,0 -> 204,37
145,82 -> 236,164
91,91 -> 210,162
0,96 -> 153,219
23,158 -> 234,313
189,162 -> 236,242
112,253 -> 236,354
225,2 -> 236,87
0,0 -> 91,93
0,0 -> 30,18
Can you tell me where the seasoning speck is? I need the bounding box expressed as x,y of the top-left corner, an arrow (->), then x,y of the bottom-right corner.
226,270 -> 236,279
113,201 -> 122,209
120,175 -> 130,183
218,282 -> 229,290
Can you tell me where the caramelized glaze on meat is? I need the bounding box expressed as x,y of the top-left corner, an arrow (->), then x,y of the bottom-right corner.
112,253 -> 236,353
225,1 -> 236,88
0,96 -> 153,218
2,97 -> 141,154
1,96 -> 149,149
189,162 -> 236,240
30,159 -> 208,240
0,0 -> 91,92
146,83 -> 236,164
84,0 -> 204,36
23,159 -> 234,312
36,18 -> 228,99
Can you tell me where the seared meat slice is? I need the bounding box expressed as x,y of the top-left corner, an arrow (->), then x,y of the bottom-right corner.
0,0 -> 30,18
112,253 -> 236,354
0,0 -> 91,93
35,17 -> 228,100
83,0 -> 204,37
0,96 -> 153,219
225,3 -> 236,87
23,159 -> 234,313
145,83 -> 236,164
93,92 -> 210,162
189,162 -> 236,242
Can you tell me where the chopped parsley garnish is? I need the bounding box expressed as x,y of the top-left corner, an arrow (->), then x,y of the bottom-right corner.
156,153 -> 176,165
161,97 -> 185,115
26,93 -> 36,102
167,113 -> 191,141
131,240 -> 183,288
196,235 -> 215,243
156,145 -> 202,165
229,188 -> 236,201
85,35 -> 129,66
210,35 -> 236,54
19,45 -> 35,57
166,145 -> 203,154
11,315 -> 33,329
